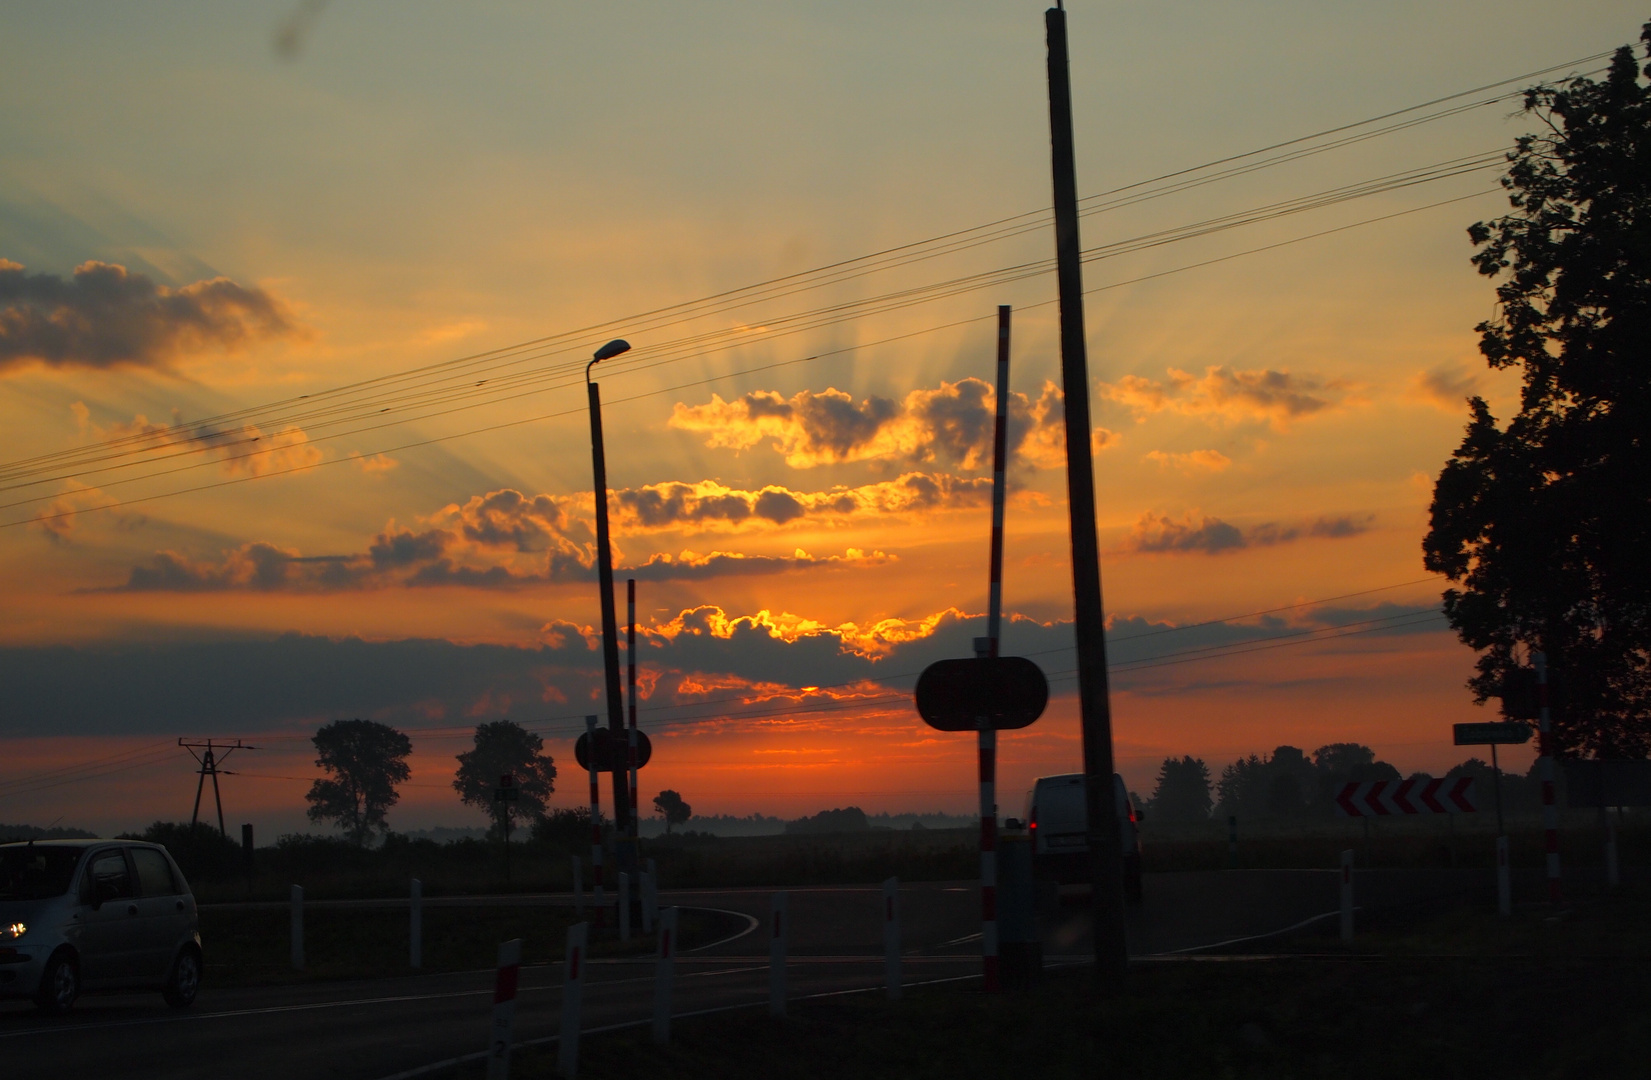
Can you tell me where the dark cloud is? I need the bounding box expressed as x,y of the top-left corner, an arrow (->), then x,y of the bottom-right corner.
0,259 -> 299,373
0,601 -> 1445,737
1123,512 -> 1375,556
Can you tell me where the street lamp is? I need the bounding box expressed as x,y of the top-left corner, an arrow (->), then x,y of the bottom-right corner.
586,339 -> 633,850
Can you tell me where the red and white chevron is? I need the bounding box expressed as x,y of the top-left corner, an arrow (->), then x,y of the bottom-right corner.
1334,777 -> 1476,817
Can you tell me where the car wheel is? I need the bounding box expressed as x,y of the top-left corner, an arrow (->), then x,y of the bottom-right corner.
34,951 -> 78,1013
163,947 -> 201,1009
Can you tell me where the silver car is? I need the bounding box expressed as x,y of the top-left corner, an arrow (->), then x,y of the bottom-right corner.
0,839 -> 201,1012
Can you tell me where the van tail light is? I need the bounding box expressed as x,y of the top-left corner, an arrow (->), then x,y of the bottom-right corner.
1128,802 -> 1137,825
1029,805 -> 1037,833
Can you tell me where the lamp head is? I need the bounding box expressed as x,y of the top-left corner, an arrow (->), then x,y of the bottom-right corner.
587,339 -> 631,383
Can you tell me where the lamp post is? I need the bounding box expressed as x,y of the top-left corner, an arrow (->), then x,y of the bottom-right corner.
587,339 -> 633,853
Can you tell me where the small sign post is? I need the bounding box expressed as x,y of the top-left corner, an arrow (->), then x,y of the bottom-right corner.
410,877 -> 422,969
883,877 -> 901,1000
1339,850 -> 1354,942
653,906 -> 678,1044
290,884 -> 304,970
486,938 -> 522,1080
494,774 -> 519,885
769,892 -> 788,1017
558,922 -> 587,1079
1455,719 -> 1532,852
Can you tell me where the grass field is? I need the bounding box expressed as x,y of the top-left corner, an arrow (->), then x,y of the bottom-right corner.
183,812 -> 1640,902
483,889 -> 1651,1080
197,905 -> 745,987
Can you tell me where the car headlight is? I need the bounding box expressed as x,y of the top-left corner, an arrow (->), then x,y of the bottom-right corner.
0,922 -> 24,941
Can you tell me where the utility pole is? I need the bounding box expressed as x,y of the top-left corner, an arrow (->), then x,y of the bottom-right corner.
1044,3 -> 1129,982
586,341 -> 634,851
179,738 -> 255,837
628,577 -> 641,842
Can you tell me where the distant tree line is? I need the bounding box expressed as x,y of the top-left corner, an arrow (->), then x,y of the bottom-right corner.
1141,744 -> 1550,824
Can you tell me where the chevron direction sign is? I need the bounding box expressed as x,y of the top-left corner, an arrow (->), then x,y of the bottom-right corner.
1335,777 -> 1476,817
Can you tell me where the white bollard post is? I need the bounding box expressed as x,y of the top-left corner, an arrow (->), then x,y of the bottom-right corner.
558,922 -> 588,1079
410,878 -> 423,969
1339,850 -> 1354,943
883,876 -> 901,999
1606,817 -> 1620,888
769,892 -> 788,1017
571,856 -> 584,917
618,872 -> 631,943
290,884 -> 305,970
653,906 -> 679,1044
486,938 -> 522,1080
1496,836 -> 1512,916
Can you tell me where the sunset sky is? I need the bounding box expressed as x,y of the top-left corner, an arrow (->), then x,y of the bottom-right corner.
2,1 -> 1641,837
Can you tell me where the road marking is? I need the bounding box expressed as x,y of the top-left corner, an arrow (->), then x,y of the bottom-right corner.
683,907 -> 760,953
0,963 -> 775,1041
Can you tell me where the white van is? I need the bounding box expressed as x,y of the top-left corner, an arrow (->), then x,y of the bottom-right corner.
1024,773 -> 1143,901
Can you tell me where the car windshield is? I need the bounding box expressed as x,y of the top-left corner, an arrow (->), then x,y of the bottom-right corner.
0,846 -> 82,901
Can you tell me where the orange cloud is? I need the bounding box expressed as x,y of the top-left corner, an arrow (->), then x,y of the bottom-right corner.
1408,363 -> 1482,411
79,406 -> 323,478
1102,366 -> 1349,429
1144,449 -> 1232,474
669,378 -> 1083,471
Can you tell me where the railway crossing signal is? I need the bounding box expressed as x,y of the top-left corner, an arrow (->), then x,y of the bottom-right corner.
914,655 -> 1048,732
576,728 -> 653,772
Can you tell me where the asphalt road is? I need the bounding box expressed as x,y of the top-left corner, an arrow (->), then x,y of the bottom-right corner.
0,869 -> 1493,1079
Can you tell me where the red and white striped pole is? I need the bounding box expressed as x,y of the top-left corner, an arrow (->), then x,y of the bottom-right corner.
1535,651 -> 1561,903
976,303 -> 1012,993
585,714 -> 605,928
558,921 -> 587,1079
627,578 -> 640,840
486,937 -> 522,1080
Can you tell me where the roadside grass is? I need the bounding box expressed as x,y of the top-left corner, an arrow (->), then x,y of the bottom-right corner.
486,892 -> 1651,1080
183,816 -> 1641,902
197,906 -> 744,987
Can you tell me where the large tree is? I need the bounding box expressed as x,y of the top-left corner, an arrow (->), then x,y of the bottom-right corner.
653,789 -> 692,834
305,718 -> 413,846
1147,756 -> 1212,823
453,720 -> 557,837
1424,27 -> 1651,758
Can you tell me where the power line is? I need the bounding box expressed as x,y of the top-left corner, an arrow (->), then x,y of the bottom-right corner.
1,186 -> 1499,532
0,50 -> 1610,498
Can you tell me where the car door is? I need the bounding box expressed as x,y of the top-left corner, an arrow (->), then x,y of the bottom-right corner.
128,847 -> 187,981
76,847 -> 142,986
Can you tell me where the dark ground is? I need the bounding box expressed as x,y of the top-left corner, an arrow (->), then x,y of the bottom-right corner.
487,889 -> 1651,1080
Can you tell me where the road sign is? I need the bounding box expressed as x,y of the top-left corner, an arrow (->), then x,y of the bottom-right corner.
575,728 -> 653,771
1453,722 -> 1532,746
494,773 -> 519,802
1334,777 -> 1476,817
914,656 -> 1048,731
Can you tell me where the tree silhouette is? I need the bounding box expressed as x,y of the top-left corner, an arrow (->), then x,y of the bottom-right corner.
653,789 -> 691,834
1425,26 -> 1651,757
453,721 -> 557,838
1147,756 -> 1212,822
305,719 -> 412,846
